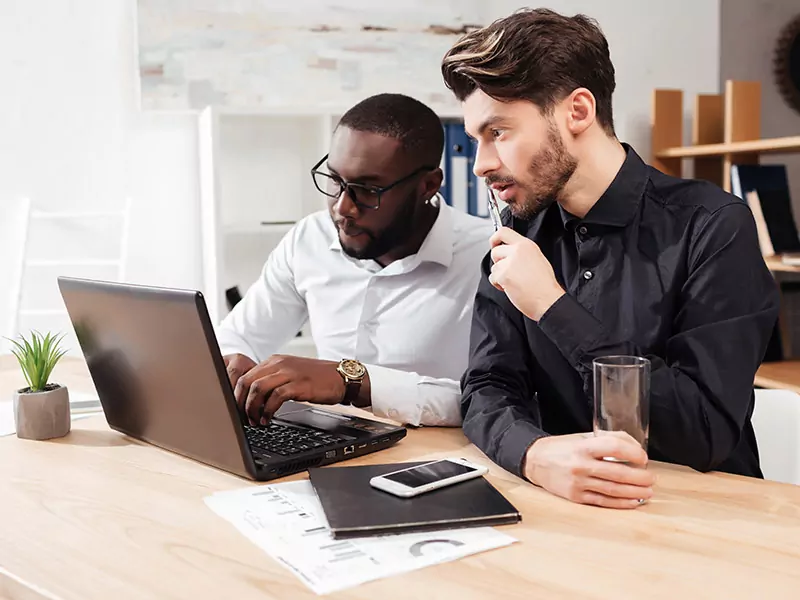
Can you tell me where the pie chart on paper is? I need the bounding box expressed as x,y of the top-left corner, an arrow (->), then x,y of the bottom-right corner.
408,539 -> 466,558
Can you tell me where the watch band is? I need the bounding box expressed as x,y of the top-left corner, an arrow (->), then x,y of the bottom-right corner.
342,376 -> 362,405
338,359 -> 366,406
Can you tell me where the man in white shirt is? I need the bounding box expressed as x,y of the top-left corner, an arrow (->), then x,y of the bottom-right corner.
217,93 -> 493,428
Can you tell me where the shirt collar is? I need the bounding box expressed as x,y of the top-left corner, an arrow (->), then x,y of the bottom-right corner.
328,196 -> 454,269
414,197 -> 453,268
559,143 -> 648,229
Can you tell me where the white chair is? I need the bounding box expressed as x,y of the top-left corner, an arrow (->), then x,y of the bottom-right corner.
8,197 -> 132,347
752,389 -> 800,485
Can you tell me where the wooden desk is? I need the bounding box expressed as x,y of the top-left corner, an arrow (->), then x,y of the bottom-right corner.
2,359 -> 800,599
755,360 -> 800,394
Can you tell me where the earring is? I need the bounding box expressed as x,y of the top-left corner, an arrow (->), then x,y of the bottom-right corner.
428,191 -> 444,205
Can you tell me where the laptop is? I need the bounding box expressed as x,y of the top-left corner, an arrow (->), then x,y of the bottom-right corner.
57,276 -> 407,481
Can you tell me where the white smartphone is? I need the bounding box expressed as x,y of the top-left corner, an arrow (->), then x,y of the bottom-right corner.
369,458 -> 489,498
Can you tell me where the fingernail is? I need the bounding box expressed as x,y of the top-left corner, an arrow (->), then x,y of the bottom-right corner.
260,416 -> 267,426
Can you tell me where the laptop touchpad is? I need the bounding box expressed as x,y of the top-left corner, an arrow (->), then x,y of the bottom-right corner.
282,407 -> 355,432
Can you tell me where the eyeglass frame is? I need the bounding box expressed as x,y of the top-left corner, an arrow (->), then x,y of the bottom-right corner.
310,154 -> 438,210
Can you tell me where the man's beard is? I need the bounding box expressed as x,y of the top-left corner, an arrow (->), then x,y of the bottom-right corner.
335,195 -> 418,261
490,123 -> 578,220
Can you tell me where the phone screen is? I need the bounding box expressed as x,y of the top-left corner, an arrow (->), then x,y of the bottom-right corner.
384,460 -> 477,488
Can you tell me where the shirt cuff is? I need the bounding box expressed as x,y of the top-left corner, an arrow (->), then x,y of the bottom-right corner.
537,293 -> 605,367
364,364 -> 424,425
496,420 -> 550,479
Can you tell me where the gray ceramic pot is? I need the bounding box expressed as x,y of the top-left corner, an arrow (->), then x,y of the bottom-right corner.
12,384 -> 71,440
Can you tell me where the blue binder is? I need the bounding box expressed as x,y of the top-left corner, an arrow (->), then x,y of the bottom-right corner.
469,135 -> 489,218
441,121 -> 489,218
442,121 -> 470,214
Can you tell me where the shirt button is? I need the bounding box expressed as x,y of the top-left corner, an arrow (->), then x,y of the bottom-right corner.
583,270 -> 594,281
578,225 -> 588,236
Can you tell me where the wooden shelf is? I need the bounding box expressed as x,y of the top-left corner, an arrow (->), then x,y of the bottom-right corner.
656,135 -> 800,159
650,81 -> 800,392
650,80 -> 800,193
755,360 -> 800,394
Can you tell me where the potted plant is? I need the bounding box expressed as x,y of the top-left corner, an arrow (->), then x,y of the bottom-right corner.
7,331 -> 70,440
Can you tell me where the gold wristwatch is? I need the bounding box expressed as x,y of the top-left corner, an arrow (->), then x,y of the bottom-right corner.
337,359 -> 366,405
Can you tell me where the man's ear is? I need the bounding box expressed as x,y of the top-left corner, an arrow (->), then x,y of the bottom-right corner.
423,167 -> 444,201
564,88 -> 596,136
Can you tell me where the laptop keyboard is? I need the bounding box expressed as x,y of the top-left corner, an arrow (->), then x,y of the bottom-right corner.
245,422 -> 345,456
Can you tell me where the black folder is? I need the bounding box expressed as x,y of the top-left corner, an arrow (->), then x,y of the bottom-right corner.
308,461 -> 521,539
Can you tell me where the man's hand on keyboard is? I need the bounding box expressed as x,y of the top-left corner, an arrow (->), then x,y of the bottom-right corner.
233,355 -> 349,426
223,353 -> 257,391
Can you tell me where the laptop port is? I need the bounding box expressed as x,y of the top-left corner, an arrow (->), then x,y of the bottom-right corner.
343,445 -> 355,455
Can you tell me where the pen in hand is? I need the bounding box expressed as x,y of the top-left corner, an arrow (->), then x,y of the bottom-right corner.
487,187 -> 504,265
487,188 -> 503,231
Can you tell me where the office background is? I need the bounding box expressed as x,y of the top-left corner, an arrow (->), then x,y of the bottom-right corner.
0,0 -> 798,356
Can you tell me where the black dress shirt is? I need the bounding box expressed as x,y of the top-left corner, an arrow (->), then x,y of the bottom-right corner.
461,145 -> 780,479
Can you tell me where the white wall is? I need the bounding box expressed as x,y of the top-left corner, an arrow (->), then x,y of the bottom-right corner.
0,0 -> 720,347
0,0 -> 201,352
0,1 -> 128,215
0,0 -> 200,292
486,1 -> 721,155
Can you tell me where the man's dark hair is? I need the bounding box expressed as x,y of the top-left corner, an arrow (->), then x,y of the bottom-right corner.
441,8 -> 616,135
337,93 -> 444,166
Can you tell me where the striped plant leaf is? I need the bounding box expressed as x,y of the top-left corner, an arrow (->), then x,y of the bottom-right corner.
5,331 -> 68,392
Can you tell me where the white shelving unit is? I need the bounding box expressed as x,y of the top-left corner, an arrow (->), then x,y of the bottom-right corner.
197,105 -> 466,357
198,108 -> 337,321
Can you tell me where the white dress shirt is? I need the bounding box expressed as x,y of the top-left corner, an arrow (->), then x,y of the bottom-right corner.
216,199 -> 494,426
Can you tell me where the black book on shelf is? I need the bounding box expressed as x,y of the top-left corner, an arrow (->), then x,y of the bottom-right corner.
757,187 -> 800,254
731,164 -> 800,254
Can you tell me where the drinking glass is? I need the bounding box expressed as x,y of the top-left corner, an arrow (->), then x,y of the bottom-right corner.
592,356 -> 650,458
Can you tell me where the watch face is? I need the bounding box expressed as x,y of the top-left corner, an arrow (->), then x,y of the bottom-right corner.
340,359 -> 366,378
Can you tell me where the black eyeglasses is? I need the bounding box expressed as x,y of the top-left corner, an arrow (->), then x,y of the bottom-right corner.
310,154 -> 436,210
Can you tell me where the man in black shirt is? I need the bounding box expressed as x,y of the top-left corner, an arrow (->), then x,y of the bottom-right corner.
441,8 -> 780,508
